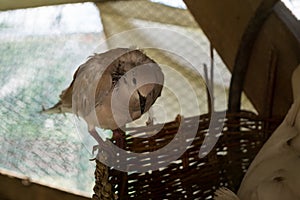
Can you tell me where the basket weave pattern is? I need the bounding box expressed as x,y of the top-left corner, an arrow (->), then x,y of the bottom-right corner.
93,111 -> 280,200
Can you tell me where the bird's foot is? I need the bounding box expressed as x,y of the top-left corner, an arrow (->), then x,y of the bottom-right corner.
90,144 -> 109,162
90,141 -> 111,163
92,144 -> 99,155
89,145 -> 100,161
90,138 -> 112,162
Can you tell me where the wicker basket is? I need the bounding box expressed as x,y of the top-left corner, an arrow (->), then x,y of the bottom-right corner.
92,110 -> 281,200
89,2 -> 286,198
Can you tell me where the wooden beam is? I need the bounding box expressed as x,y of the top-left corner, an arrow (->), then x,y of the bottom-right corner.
183,0 -> 264,69
0,0 -> 97,10
184,0 -> 300,118
0,168 -> 90,200
227,0 -> 279,113
245,2 -> 300,117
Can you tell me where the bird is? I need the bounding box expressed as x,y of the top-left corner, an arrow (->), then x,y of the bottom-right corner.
42,48 -> 164,150
214,63 -> 300,200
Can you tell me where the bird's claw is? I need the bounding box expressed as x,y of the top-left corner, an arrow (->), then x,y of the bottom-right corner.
89,145 -> 100,161
92,144 -> 99,155
90,144 -> 109,162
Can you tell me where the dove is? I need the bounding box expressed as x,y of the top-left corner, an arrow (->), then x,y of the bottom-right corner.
42,48 -> 164,146
214,64 -> 300,200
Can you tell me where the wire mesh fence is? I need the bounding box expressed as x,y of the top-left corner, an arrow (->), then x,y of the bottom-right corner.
0,3 -> 103,195
0,0 -> 257,197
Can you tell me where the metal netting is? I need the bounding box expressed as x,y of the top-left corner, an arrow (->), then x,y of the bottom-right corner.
0,0 -> 257,197
0,3 -> 103,195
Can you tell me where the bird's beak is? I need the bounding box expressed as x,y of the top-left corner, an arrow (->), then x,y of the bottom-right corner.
137,90 -> 147,114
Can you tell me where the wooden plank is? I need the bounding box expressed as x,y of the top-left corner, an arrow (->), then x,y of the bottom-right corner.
227,0 -> 279,113
0,168 -> 90,200
245,2 -> 300,117
184,0 -> 300,118
183,0 -> 263,70
0,0 -> 95,10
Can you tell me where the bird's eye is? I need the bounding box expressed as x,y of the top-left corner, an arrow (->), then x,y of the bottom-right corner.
132,78 -> 137,85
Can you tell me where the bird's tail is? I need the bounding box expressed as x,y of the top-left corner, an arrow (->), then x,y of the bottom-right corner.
214,188 -> 240,200
41,101 -> 64,114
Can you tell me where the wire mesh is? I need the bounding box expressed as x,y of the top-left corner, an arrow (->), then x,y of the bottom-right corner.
0,3 -> 103,195
0,0 -> 258,198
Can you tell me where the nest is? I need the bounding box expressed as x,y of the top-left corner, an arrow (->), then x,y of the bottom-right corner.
92,111 -> 281,199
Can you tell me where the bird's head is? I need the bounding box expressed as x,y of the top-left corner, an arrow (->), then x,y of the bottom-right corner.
127,83 -> 163,121
112,61 -> 164,125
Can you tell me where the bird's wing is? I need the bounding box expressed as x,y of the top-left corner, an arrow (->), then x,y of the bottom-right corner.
72,48 -> 137,117
72,54 -> 113,118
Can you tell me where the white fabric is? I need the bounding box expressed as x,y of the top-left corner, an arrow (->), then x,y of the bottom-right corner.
215,64 -> 300,200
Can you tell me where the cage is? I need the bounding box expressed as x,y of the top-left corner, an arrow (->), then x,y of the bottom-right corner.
90,1 -> 293,199
0,0 -> 300,200
92,111 -> 281,200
